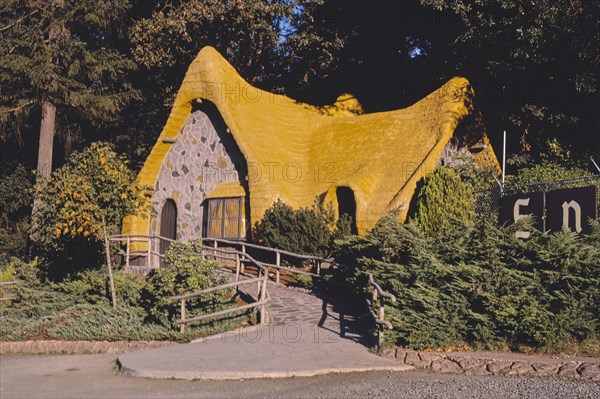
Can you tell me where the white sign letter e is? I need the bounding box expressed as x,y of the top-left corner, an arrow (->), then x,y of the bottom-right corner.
514,198 -> 531,239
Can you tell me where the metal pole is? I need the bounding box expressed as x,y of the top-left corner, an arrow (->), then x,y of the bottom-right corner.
591,158 -> 600,174
502,130 -> 507,187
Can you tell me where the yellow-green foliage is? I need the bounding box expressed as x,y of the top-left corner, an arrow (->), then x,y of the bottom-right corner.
58,269 -> 149,309
0,257 -> 247,342
32,142 -> 151,253
412,167 -> 475,238
0,263 -> 16,305
0,263 -> 15,283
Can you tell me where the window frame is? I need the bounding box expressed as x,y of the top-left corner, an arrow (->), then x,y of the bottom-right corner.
204,196 -> 245,239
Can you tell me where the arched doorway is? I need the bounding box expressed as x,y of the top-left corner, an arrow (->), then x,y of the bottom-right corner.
336,187 -> 358,234
160,199 -> 177,256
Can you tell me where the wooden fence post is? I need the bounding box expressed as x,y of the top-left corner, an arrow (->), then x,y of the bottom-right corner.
378,297 -> 385,348
275,252 -> 281,284
125,237 -> 130,269
235,253 -> 240,282
260,277 -> 267,325
257,268 -> 261,294
147,236 -> 152,268
180,299 -> 186,333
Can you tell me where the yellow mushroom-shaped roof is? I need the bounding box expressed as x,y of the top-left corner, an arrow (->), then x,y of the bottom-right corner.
123,46 -> 497,237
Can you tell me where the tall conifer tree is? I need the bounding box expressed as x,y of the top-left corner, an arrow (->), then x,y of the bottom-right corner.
0,0 -> 139,231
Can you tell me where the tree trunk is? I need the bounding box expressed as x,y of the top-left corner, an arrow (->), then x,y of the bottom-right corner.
102,219 -> 118,309
36,101 -> 57,178
30,101 -> 57,239
30,0 -> 63,240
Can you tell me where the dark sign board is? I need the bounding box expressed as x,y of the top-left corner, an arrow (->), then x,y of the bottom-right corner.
501,192 -> 545,238
500,185 -> 598,236
546,186 -> 598,234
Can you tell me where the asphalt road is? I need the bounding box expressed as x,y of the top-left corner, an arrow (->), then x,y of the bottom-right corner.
1,354 -> 599,399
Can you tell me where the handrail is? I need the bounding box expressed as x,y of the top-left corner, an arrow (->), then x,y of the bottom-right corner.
203,237 -> 338,262
362,271 -> 394,346
110,233 -> 396,346
169,275 -> 265,301
109,234 -> 177,243
172,248 -> 269,332
108,234 -> 270,332
364,272 -> 396,302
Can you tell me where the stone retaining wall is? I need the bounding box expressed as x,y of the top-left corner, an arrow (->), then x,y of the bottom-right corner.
0,340 -> 177,355
385,347 -> 600,382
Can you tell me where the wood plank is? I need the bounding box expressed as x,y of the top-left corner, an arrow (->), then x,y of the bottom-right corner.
178,299 -> 269,324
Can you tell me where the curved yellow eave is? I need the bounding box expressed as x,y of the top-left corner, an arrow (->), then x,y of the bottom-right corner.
123,46 -> 499,238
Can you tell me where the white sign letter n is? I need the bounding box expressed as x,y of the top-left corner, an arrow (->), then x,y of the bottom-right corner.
562,200 -> 583,233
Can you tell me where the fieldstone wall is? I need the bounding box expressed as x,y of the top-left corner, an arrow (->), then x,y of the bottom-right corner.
151,104 -> 247,242
385,347 -> 600,381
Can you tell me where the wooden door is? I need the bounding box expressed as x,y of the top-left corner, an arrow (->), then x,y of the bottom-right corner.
159,199 -> 177,256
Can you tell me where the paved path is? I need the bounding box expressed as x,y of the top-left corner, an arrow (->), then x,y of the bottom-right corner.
118,283 -> 411,379
3,354 -> 599,399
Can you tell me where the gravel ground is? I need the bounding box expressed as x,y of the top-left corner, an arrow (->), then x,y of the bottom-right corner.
1,354 -> 599,399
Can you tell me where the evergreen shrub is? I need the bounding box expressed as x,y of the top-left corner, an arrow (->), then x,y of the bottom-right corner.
58,269 -> 149,309
335,214 -> 600,354
254,199 -> 349,258
0,164 -> 33,259
412,167 -> 475,238
0,256 -> 248,342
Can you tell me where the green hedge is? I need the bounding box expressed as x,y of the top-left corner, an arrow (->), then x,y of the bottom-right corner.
335,214 -> 600,353
253,199 -> 348,259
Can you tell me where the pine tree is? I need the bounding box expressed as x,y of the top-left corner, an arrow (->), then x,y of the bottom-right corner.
0,0 -> 139,234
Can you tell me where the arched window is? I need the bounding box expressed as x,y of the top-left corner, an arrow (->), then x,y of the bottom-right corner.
160,199 -> 177,255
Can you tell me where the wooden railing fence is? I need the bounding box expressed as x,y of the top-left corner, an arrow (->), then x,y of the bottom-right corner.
109,234 -> 396,347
